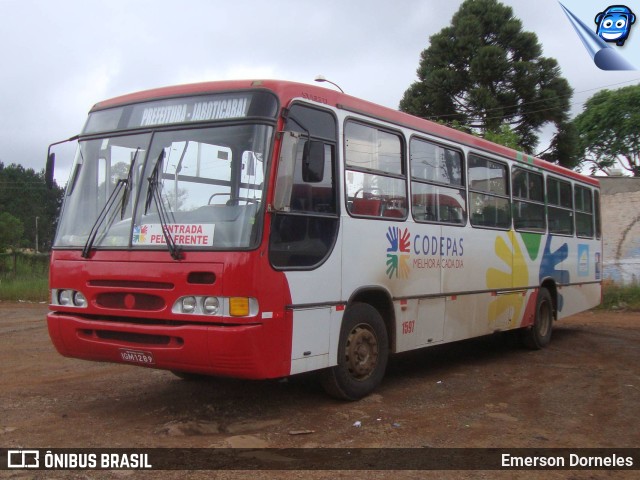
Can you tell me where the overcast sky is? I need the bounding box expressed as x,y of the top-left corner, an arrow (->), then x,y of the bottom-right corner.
1,0 -> 639,183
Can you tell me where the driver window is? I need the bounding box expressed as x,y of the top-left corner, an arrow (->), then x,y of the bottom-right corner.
345,121 -> 406,219
269,104 -> 338,269
289,141 -> 335,214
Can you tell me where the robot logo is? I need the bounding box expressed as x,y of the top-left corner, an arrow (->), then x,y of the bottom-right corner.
595,5 -> 636,46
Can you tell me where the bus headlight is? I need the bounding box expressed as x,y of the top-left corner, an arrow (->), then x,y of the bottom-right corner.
203,297 -> 220,315
73,291 -> 87,307
58,290 -> 72,306
181,296 -> 197,314
54,289 -> 88,308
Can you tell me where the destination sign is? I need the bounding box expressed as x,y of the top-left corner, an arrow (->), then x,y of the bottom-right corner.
83,90 -> 278,134
132,94 -> 252,127
137,95 -> 250,127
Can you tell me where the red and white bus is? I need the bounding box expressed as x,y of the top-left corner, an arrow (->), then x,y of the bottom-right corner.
47,79 -> 602,400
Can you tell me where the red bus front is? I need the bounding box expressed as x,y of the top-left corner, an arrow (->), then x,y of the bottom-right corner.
47,86 -> 294,379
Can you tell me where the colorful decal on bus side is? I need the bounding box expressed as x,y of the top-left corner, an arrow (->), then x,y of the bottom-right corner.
384,226 -> 465,279
486,230 -> 529,327
539,236 -> 570,313
386,227 -> 411,279
485,231 -> 572,327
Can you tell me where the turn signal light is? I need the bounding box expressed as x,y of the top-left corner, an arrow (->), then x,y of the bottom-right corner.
229,297 -> 250,317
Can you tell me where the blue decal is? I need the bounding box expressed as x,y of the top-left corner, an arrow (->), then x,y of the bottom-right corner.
560,3 -> 636,70
595,5 -> 636,46
578,244 -> 590,277
539,236 -> 570,312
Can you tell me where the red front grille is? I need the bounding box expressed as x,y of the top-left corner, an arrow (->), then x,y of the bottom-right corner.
96,292 -> 165,311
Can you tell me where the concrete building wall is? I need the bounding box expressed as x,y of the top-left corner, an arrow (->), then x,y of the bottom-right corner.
598,177 -> 640,285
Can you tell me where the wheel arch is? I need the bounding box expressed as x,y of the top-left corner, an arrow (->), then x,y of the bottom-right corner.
539,277 -> 558,321
347,286 -> 396,353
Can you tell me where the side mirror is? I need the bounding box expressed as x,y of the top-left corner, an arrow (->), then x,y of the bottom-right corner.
302,140 -> 325,183
45,152 -> 55,189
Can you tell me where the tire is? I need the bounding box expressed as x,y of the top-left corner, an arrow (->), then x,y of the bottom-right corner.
521,288 -> 553,350
321,302 -> 389,400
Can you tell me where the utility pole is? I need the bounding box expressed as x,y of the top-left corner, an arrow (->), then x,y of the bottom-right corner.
35,216 -> 39,253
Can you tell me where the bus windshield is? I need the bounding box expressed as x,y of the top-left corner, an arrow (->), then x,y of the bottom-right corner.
55,123 -> 272,252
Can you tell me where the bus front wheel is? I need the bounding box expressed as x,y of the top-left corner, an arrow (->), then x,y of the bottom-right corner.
321,303 -> 389,401
521,288 -> 553,349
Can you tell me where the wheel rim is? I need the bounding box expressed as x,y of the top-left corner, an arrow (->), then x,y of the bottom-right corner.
537,298 -> 552,337
345,324 -> 379,380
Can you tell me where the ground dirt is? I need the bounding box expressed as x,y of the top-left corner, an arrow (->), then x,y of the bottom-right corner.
1,302 -> 638,479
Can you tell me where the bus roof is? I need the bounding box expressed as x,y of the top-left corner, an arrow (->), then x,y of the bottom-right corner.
91,79 -> 598,187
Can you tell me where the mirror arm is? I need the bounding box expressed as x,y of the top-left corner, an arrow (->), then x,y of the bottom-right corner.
46,135 -> 79,189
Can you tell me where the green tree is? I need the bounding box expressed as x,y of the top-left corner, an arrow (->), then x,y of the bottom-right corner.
482,124 -> 520,150
0,162 -> 64,250
573,85 -> 640,176
538,121 -> 580,168
400,0 -> 577,167
0,212 -> 24,251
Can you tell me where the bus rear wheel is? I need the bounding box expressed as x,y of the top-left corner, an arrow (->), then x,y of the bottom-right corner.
321,303 -> 389,401
521,288 -> 553,349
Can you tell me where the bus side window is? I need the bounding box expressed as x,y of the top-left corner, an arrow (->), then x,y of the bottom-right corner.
547,177 -> 573,236
468,154 -> 510,229
594,190 -> 602,239
345,121 -> 406,220
512,167 -> 545,232
575,185 -> 594,238
269,104 -> 339,269
409,137 -> 466,225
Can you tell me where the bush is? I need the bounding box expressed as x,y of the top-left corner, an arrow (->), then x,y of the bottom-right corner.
600,282 -> 640,311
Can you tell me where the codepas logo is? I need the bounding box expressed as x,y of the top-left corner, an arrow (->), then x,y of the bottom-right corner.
385,226 -> 465,279
386,227 -> 411,279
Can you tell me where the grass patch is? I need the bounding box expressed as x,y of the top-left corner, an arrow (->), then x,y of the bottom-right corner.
0,276 -> 49,302
600,283 -> 640,311
0,252 -> 49,302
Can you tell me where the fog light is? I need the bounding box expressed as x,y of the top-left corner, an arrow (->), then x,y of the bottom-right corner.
58,290 -> 72,306
229,297 -> 250,317
73,291 -> 87,307
182,296 -> 197,313
203,296 -> 220,315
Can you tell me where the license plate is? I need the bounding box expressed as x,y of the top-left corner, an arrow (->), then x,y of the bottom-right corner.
119,348 -> 155,365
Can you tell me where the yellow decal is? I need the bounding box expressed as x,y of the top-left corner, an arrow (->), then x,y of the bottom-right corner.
486,231 -> 528,327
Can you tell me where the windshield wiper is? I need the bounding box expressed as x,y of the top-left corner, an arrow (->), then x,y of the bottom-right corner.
81,179 -> 127,258
145,150 -> 182,260
82,150 -> 139,259
120,148 -> 139,219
